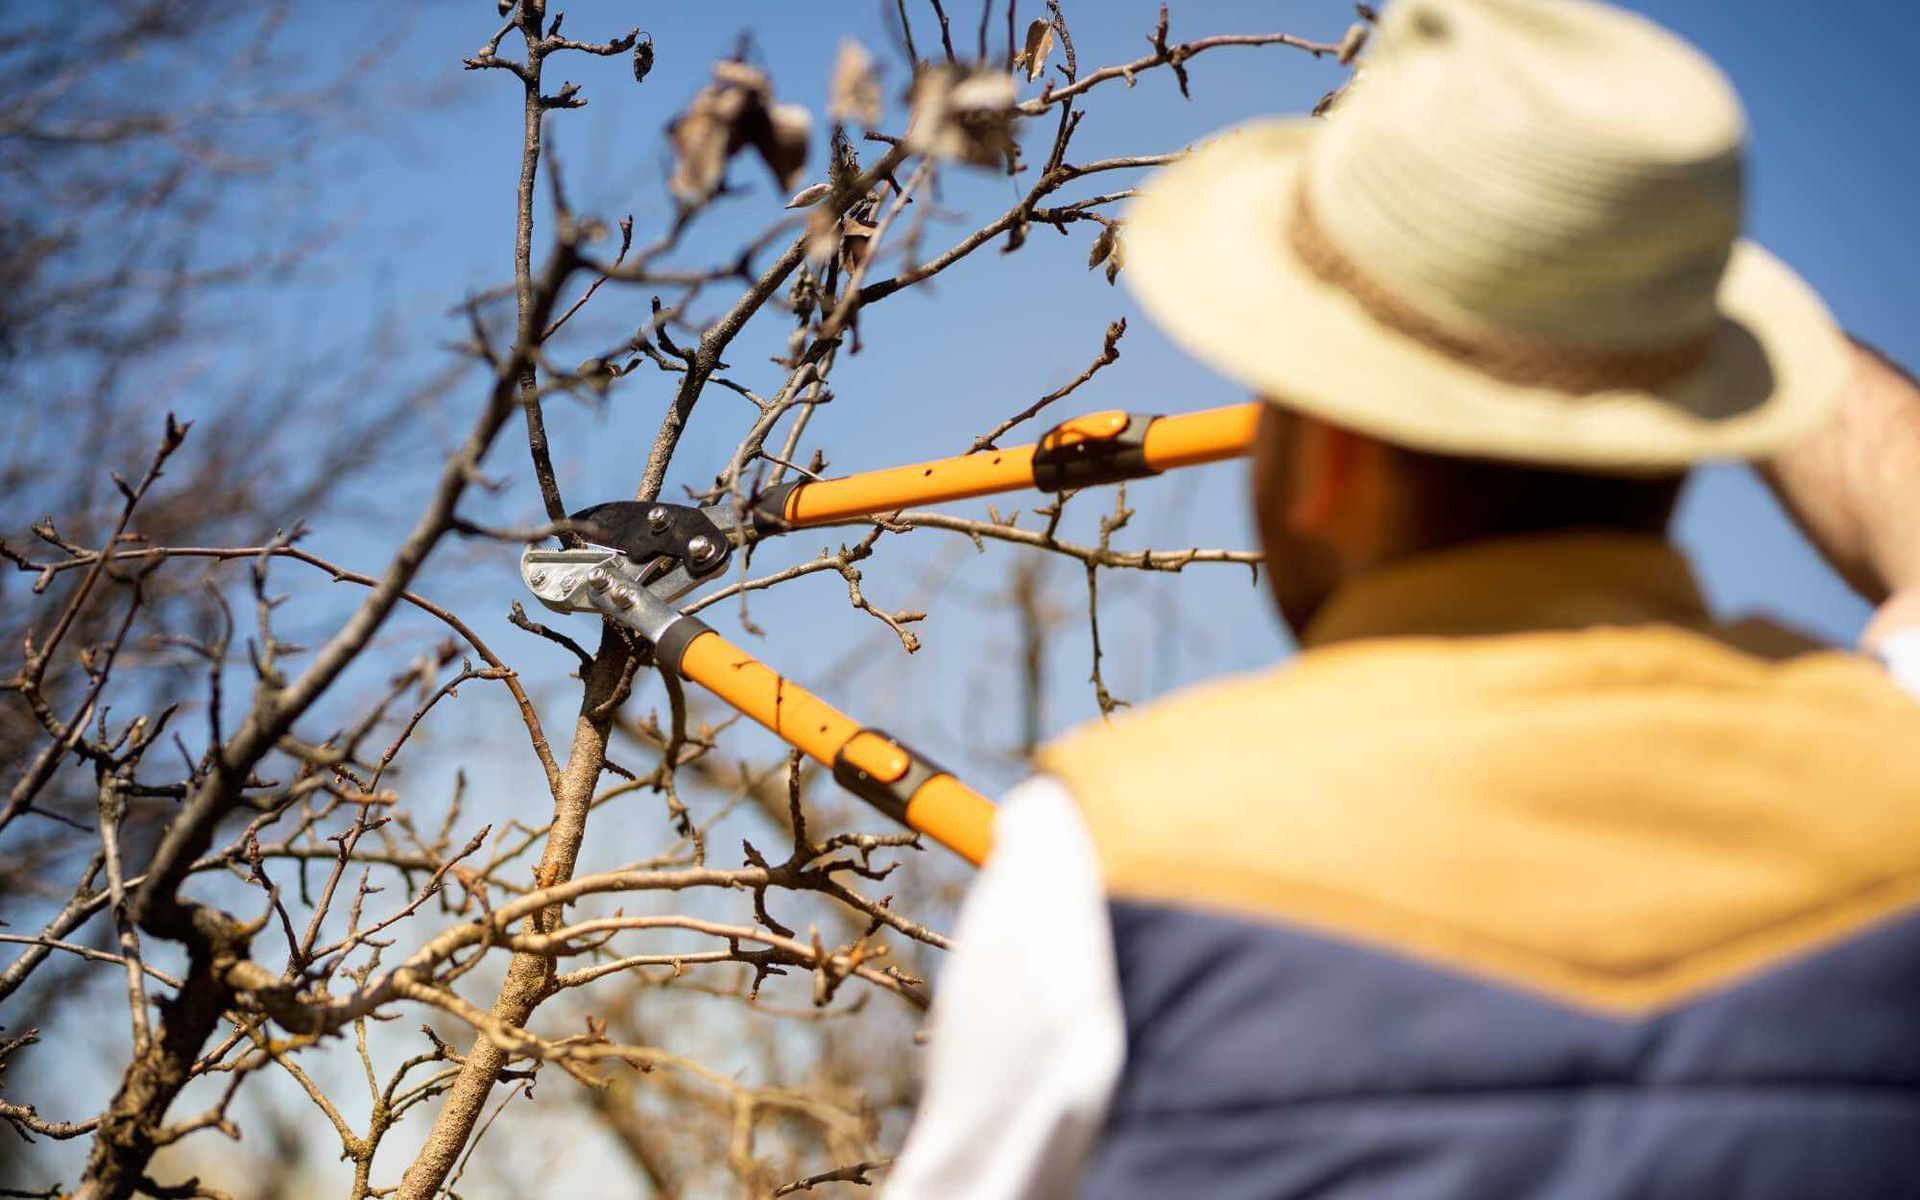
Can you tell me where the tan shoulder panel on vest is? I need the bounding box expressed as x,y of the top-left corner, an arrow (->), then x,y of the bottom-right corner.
1038,626 -> 1920,1014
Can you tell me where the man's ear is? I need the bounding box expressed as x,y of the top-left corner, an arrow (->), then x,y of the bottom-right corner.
1287,418 -> 1368,532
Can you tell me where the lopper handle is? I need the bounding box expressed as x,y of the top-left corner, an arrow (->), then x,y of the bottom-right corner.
675,629 -> 995,865
768,403 -> 1261,529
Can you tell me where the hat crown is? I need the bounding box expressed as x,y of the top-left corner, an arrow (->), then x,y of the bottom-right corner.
1307,0 -> 1747,351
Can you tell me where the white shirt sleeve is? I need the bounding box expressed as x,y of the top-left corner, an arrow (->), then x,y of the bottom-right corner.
1875,628 -> 1920,700
885,776 -> 1126,1200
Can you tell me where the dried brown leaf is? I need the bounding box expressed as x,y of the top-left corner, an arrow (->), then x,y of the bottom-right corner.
828,39 -> 882,125
765,103 -> 813,190
1016,19 -> 1055,83
838,194 -> 884,274
667,62 -> 812,205
905,66 -> 1018,169
667,98 -> 732,203
1087,223 -> 1116,270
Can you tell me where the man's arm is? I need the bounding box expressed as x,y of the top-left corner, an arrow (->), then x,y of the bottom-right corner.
885,777 -> 1124,1199
1763,338 -> 1920,648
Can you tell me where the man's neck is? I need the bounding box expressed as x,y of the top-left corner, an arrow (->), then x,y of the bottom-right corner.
1300,530 -> 1706,648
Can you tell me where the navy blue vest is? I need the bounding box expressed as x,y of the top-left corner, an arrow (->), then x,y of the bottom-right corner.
1079,902 -> 1920,1199
1040,582 -> 1920,1199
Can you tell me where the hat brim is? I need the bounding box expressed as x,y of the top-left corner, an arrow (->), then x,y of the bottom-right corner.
1121,119 -> 1847,470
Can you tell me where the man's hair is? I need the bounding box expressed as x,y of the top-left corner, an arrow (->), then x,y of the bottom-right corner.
1386,443 -> 1686,544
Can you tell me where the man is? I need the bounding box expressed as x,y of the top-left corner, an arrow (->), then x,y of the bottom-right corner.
887,0 -> 1920,1196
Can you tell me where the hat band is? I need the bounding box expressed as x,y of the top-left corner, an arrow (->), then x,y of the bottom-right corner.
1288,189 -> 1713,394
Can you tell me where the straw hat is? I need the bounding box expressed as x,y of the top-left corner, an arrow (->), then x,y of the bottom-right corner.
1121,0 -> 1847,469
